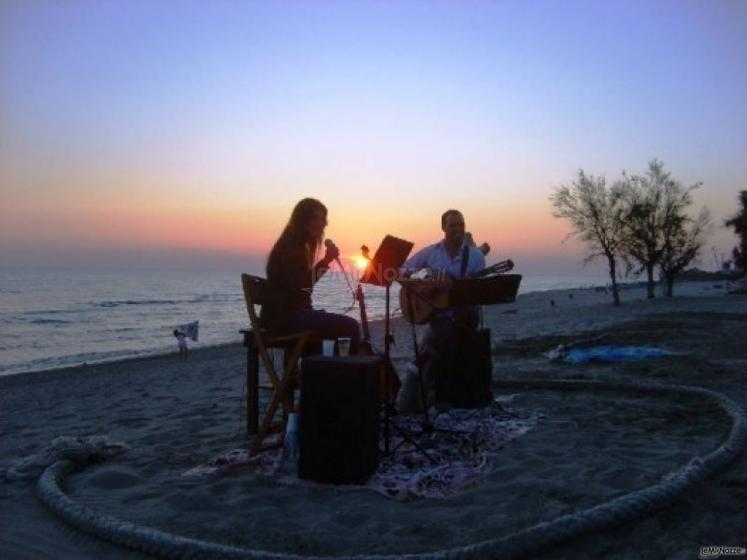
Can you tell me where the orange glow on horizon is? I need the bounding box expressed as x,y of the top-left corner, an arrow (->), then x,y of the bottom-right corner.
1,190 -> 589,266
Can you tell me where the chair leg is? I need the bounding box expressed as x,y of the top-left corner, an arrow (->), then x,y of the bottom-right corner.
281,350 -> 296,413
250,370 -> 299,456
250,389 -> 284,456
249,334 -> 310,456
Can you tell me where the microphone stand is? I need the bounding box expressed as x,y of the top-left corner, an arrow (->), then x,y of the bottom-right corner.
325,239 -> 355,300
382,274 -> 435,462
335,256 -> 355,295
360,245 -> 435,463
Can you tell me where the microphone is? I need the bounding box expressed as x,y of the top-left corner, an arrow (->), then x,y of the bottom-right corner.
324,239 -> 344,271
325,239 -> 354,292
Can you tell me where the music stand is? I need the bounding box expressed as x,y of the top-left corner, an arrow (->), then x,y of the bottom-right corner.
360,235 -> 413,285
360,234 -> 412,347
360,235 -> 433,460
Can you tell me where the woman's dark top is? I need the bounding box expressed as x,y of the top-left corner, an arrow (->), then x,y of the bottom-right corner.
260,237 -> 328,328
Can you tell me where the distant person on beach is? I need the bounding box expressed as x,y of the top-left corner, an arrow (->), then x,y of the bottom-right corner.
398,209 -> 487,410
261,198 -> 360,351
173,329 -> 188,361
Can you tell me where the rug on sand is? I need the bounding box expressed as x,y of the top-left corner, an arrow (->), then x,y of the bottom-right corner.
184,401 -> 538,501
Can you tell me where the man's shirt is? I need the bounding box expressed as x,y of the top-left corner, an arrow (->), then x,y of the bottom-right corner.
402,240 -> 486,278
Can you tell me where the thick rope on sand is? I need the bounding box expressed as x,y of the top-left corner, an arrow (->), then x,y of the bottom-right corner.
37,379 -> 747,560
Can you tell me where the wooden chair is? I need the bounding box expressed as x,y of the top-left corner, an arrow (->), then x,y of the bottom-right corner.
241,273 -> 313,456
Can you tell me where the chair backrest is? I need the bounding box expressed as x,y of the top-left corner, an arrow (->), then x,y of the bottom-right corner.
241,273 -> 267,332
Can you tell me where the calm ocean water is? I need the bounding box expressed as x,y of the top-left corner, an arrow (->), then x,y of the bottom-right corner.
0,267 -> 607,376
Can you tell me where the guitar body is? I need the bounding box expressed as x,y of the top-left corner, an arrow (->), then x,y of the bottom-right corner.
398,259 -> 517,325
399,279 -> 451,325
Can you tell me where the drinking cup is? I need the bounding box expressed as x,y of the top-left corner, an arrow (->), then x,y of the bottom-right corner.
338,337 -> 351,357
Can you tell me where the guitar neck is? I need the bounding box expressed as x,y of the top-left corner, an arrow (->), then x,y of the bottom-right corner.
469,259 -> 514,279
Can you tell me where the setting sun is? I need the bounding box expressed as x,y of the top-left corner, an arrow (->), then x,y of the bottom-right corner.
352,255 -> 370,270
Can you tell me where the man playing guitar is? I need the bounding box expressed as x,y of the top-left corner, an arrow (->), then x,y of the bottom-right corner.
397,209 -> 488,411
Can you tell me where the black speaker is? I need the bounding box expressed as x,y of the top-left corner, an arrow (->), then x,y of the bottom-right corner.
435,328 -> 493,408
299,356 -> 381,484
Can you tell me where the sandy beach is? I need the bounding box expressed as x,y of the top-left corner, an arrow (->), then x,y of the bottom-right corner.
2,281 -> 746,559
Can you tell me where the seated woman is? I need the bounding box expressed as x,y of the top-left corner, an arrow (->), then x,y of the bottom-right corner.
260,198 -> 361,352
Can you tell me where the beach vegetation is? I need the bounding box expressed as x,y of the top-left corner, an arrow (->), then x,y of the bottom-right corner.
619,160 -> 708,299
658,180 -> 712,297
724,190 -> 747,272
619,160 -> 672,299
551,170 -> 628,306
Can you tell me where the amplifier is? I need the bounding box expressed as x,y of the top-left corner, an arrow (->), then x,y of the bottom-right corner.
299,355 -> 381,484
435,328 -> 493,408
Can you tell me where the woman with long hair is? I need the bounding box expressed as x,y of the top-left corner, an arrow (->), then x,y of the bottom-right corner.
261,198 -> 360,350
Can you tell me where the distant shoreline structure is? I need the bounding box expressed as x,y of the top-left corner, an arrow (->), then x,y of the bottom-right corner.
676,267 -> 744,282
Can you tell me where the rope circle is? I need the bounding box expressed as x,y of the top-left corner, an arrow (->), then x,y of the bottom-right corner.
37,379 -> 747,559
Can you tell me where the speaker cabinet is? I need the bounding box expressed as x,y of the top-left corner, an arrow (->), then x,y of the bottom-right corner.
299,355 -> 381,484
435,328 -> 493,408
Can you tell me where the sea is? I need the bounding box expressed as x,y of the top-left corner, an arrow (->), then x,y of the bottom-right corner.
0,267 -> 608,377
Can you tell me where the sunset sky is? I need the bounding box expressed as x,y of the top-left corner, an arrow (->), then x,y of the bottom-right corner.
1,0 -> 745,275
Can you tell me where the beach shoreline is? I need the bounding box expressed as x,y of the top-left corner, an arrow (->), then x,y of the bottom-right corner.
2,278 -> 740,381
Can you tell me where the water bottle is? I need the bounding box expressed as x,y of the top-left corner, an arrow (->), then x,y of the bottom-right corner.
281,412 -> 300,476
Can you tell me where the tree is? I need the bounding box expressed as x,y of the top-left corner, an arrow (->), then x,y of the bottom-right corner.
725,190 -> 747,271
551,170 -> 628,305
620,160 -> 670,299
659,179 -> 711,297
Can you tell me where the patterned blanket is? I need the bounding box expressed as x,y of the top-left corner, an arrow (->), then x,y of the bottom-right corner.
184,401 -> 538,501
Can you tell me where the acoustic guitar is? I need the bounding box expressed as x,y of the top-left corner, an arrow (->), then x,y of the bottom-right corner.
398,259 -> 517,325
